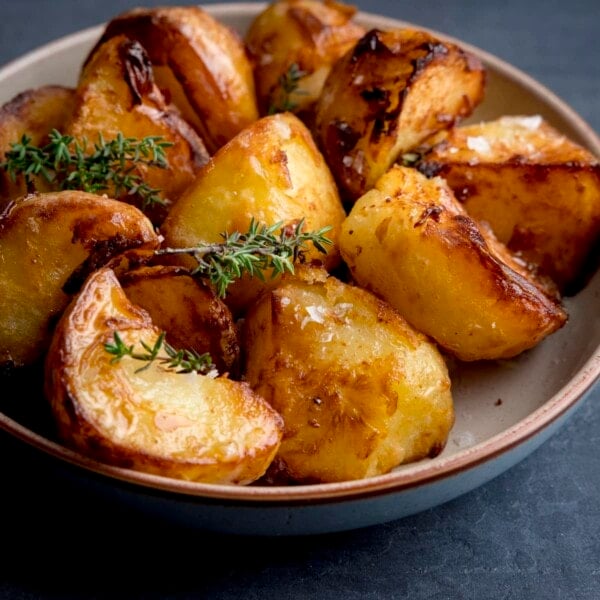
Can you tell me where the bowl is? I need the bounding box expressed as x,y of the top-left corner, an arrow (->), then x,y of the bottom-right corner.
0,2 -> 599,536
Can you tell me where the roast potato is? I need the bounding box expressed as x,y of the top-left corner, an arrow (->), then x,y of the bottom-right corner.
0,191 -> 159,367
339,165 -> 568,361
45,267 -> 283,484
119,265 -> 240,375
91,5 -> 259,154
245,0 -> 365,117
243,267 -> 454,483
68,35 -> 209,222
417,115 -> 600,292
0,86 -> 77,209
160,111 -> 346,315
314,28 -> 485,200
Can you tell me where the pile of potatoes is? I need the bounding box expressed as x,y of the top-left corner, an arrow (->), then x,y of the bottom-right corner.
0,0 -> 598,486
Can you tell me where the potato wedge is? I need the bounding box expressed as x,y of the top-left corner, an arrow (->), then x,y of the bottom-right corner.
91,6 -> 259,153
45,267 -> 283,484
161,112 -> 346,315
245,0 -> 365,116
340,165 -> 567,361
243,267 -> 454,483
68,35 -> 209,222
417,115 -> 600,292
314,28 -> 485,200
119,265 -> 240,375
0,191 -> 159,367
0,86 -> 77,209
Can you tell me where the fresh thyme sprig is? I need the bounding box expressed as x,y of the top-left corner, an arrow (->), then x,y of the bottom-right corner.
104,331 -> 216,375
0,129 -> 173,210
155,218 -> 333,298
268,63 -> 307,115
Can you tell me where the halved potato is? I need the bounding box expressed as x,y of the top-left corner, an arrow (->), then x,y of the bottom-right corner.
243,267 -> 454,483
91,6 -> 259,153
45,267 -> 283,484
160,112 -> 346,315
245,0 -> 365,116
0,86 -> 77,209
417,115 -> 600,292
68,35 -> 209,222
340,165 -> 568,361
314,28 -> 485,200
0,191 -> 159,367
119,265 -> 240,375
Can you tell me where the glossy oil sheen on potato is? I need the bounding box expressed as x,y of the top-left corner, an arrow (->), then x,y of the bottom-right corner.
45,267 -> 283,484
0,191 -> 159,367
246,0 -> 365,116
340,166 -> 568,361
69,35 -> 209,221
418,115 -> 600,292
161,112 -> 346,314
314,28 -> 485,200
243,269 -> 454,483
0,85 -> 77,210
91,6 -> 258,153
119,265 -> 240,375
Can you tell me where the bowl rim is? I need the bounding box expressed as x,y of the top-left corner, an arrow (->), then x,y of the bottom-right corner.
1,2 -> 599,505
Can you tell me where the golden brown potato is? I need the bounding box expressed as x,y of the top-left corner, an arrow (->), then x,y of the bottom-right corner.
69,35 -> 209,222
45,267 -> 283,484
314,28 -> 485,200
0,191 -> 159,367
91,6 -> 259,153
0,86 -> 77,209
339,165 -> 568,361
243,267 -> 454,483
160,112 -> 347,315
417,115 -> 600,292
119,265 -> 240,375
245,0 -> 365,116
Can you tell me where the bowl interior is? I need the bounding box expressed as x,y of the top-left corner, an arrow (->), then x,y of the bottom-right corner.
0,3 -> 599,502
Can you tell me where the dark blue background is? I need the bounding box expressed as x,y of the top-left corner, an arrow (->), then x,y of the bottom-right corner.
0,1 -> 599,598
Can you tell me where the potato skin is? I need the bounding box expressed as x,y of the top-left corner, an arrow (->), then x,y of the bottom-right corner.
243,268 -> 454,483
418,115 -> 600,293
0,86 -> 77,209
45,267 -> 283,485
119,265 -> 240,375
340,165 -> 567,361
246,0 -> 365,116
314,28 -> 485,200
69,35 -> 209,222
0,191 -> 159,367
92,6 -> 259,154
161,112 -> 346,315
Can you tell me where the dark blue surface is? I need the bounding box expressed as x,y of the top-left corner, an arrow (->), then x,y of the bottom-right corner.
0,0 -> 599,597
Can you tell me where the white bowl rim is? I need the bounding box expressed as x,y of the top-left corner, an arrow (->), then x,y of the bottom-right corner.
0,2 -> 599,505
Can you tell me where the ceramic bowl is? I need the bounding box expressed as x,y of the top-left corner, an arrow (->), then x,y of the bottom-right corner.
0,2 -> 599,536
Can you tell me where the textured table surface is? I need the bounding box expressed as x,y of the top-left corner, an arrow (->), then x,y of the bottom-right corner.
0,1 -> 599,598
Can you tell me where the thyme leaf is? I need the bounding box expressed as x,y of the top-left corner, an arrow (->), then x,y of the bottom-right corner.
267,63 -> 307,115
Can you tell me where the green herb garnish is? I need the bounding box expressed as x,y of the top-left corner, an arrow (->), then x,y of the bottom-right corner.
155,218 -> 333,298
268,63 -> 307,115
1,129 -> 173,210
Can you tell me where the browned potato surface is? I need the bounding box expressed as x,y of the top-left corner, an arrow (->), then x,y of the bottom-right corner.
45,267 -> 283,484
119,265 -> 240,375
246,0 -> 365,116
314,28 -> 485,200
0,86 -> 77,209
243,267 -> 454,483
161,112 -> 346,315
69,35 -> 209,221
0,191 -> 159,367
92,6 -> 259,153
340,165 -> 567,361
417,115 -> 600,292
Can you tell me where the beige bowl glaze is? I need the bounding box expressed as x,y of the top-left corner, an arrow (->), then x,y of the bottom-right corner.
0,3 -> 599,535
